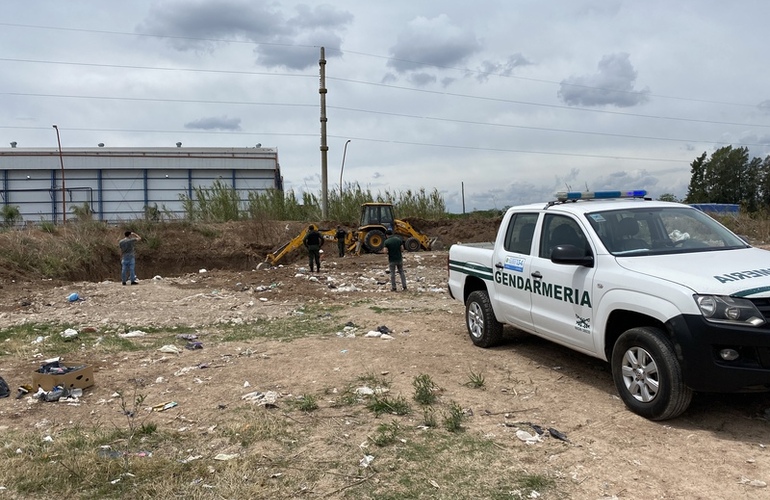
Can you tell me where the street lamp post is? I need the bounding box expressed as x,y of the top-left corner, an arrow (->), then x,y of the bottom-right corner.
52,125 -> 66,223
339,139 -> 351,192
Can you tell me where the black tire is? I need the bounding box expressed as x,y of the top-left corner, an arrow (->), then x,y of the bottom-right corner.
364,230 -> 386,252
611,327 -> 693,420
465,290 -> 503,348
405,237 -> 421,252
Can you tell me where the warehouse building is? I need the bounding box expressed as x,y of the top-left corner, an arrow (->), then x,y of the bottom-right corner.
0,146 -> 282,223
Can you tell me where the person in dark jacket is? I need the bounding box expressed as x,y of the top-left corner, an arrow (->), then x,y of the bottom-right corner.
383,229 -> 407,291
303,224 -> 324,272
335,225 -> 348,257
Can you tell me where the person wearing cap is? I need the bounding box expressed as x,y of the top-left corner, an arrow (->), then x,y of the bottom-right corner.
383,229 -> 407,291
303,224 -> 324,272
118,230 -> 141,285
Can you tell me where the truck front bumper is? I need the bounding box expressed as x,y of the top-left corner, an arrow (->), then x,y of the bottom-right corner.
667,314 -> 770,393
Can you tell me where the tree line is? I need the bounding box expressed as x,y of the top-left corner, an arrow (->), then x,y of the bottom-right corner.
684,146 -> 770,212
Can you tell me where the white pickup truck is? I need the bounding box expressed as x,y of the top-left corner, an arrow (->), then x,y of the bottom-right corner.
448,190 -> 770,420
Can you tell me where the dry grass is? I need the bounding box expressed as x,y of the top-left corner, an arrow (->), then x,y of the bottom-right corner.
716,211 -> 770,244
0,374 -> 560,499
0,308 -> 564,499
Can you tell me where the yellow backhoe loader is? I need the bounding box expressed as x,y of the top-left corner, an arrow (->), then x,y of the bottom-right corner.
262,202 -> 435,266
353,202 -> 436,253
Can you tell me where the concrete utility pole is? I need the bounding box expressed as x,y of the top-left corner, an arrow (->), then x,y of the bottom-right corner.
52,124 -> 66,223
319,47 -> 329,219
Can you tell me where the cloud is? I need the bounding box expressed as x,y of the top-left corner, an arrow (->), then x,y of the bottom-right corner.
387,14 -> 482,82
137,0 -> 286,48
138,0 -> 352,70
590,169 -> 660,192
737,132 -> 770,159
759,100 -> 770,114
409,72 -> 437,86
184,116 -> 242,131
476,53 -> 533,82
558,53 -> 650,107
461,181 -> 554,211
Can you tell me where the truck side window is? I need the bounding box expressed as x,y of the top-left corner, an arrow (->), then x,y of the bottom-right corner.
540,215 -> 588,258
504,213 -> 539,254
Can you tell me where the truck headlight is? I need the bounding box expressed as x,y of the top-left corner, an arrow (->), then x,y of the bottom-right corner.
694,295 -> 765,326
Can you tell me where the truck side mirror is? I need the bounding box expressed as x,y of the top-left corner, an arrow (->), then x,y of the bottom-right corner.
551,245 -> 594,267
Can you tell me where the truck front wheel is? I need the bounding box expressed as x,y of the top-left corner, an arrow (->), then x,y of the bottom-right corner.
611,327 -> 693,420
465,290 -> 503,348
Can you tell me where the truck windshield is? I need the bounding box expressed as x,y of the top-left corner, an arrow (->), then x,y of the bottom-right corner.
584,207 -> 749,256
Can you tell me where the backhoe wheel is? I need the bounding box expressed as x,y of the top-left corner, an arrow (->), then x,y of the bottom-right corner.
405,237 -> 421,252
465,290 -> 503,348
611,327 -> 693,421
364,230 -> 386,252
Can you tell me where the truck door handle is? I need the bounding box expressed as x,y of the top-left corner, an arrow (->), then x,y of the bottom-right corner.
531,271 -> 542,279
495,262 -> 504,269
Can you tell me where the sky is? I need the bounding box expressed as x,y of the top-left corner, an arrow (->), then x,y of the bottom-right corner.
2,0 -> 770,213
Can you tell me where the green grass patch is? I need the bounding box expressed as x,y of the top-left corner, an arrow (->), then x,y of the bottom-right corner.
292,394 -> 319,412
369,420 -> 401,447
328,384 -> 361,407
216,304 -> 343,343
412,373 -> 438,405
366,393 -> 411,416
465,370 -> 486,389
443,401 -> 465,432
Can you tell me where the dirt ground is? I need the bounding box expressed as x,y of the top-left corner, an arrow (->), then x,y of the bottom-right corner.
1,220 -> 770,498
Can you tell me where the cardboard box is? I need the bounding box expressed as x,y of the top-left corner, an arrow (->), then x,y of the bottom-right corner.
32,364 -> 94,391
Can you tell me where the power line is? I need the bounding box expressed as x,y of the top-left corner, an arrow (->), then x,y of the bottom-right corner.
326,48 -> 758,109
0,57 -> 315,79
0,124 -> 317,138
325,134 -> 690,164
2,56 -> 766,130
0,22 -> 313,50
1,21 -> 765,168
0,124 -> 690,164
328,77 -> 770,129
329,105 -> 770,148
0,91 -> 315,108
2,90 -> 766,148
0,22 -> 762,110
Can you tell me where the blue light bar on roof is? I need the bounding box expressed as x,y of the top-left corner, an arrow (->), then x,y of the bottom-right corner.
554,190 -> 647,202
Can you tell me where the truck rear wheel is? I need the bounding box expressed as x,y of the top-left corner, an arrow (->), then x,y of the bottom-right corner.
405,237 -> 421,252
611,327 -> 692,420
465,290 -> 503,348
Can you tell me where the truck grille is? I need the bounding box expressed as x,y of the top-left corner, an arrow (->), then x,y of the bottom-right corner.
748,297 -> 770,326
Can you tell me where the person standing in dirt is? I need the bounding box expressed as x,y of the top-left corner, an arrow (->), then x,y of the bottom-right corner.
303,224 -> 324,272
118,230 -> 141,285
383,229 -> 407,291
335,225 -> 348,257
